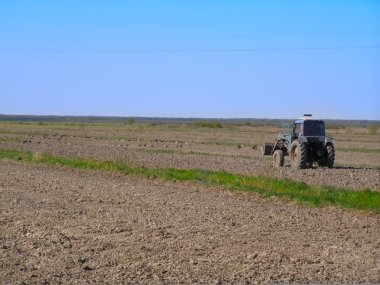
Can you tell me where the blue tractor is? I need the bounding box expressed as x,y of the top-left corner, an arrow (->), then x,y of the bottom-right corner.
261,115 -> 335,168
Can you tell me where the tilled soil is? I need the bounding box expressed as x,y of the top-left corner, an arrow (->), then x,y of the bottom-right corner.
0,134 -> 379,190
1,161 -> 379,284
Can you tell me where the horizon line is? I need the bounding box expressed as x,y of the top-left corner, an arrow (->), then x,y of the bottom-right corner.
1,114 -> 379,122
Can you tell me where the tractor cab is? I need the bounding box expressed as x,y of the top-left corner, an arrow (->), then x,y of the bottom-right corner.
292,115 -> 325,140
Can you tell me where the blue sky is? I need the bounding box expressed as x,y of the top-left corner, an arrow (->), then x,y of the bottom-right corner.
1,0 -> 379,119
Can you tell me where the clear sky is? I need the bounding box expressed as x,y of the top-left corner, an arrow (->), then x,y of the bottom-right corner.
1,0 -> 379,120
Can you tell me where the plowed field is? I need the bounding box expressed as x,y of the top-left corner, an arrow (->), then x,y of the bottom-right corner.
1,123 -> 379,284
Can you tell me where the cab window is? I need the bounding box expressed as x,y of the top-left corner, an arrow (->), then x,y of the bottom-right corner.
303,121 -> 325,136
293,123 -> 302,136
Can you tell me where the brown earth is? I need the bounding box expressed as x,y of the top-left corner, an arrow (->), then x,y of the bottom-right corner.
1,161 -> 379,284
1,123 -> 380,284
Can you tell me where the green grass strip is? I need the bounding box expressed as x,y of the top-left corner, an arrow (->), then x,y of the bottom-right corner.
1,148 -> 379,213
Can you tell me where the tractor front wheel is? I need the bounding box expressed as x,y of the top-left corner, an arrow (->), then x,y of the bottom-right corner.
290,141 -> 309,169
273,150 -> 284,167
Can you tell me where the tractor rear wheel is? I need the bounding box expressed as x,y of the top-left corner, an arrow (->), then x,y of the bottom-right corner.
326,144 -> 335,168
290,140 -> 308,169
273,150 -> 284,167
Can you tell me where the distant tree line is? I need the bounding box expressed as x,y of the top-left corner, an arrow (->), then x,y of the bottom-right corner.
0,114 -> 379,128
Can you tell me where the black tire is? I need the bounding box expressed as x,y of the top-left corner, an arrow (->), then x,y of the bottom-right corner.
326,144 -> 335,168
290,140 -> 309,169
273,150 -> 284,167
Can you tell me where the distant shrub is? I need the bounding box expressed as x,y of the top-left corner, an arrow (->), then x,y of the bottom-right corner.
126,118 -> 135,126
193,121 -> 223,128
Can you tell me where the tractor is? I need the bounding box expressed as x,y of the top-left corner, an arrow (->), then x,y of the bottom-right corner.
261,115 -> 335,168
